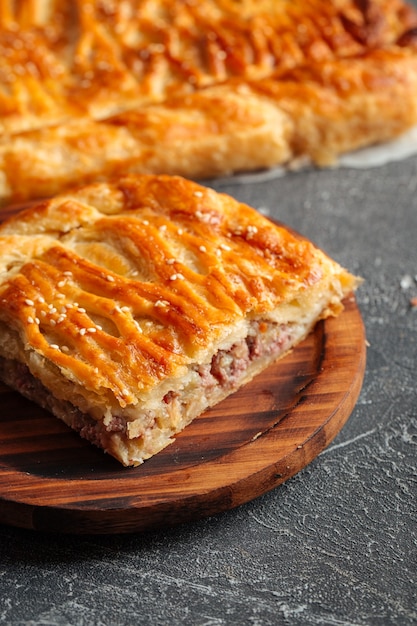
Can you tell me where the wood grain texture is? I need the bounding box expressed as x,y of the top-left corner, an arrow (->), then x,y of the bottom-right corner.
0,296 -> 366,534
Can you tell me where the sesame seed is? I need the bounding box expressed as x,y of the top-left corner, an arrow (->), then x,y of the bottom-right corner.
246,225 -> 258,239
155,299 -> 170,308
121,306 -> 130,312
199,245 -> 207,253
57,280 -> 66,288
79,328 -> 86,336
37,296 -> 45,303
27,316 -> 34,324
50,319 -> 56,326
96,325 -> 103,331
195,211 -> 212,223
25,299 -> 34,306
61,346 -> 70,352
57,315 -> 66,324
35,317 -> 40,324
63,271 -> 73,277
57,294 -> 65,299
178,228 -> 184,235
169,273 -> 185,281
220,243 -> 231,251
159,224 -> 167,232
166,258 -> 176,265
77,307 -> 86,313
50,344 -> 60,350
194,190 -> 203,198
106,275 -> 115,282
87,327 -> 96,333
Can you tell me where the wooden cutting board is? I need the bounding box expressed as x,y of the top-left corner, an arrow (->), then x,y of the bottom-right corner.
0,296 -> 366,534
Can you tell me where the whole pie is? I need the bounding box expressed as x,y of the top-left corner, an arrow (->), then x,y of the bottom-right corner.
0,0 -> 417,205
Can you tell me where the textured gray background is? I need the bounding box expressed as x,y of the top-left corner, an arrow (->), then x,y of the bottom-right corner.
1,152 -> 416,626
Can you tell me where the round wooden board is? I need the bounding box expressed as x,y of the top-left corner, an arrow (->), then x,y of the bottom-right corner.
0,296 -> 366,534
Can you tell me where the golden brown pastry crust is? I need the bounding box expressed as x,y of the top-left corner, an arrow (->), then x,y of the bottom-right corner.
0,174 -> 358,465
0,0 -> 417,205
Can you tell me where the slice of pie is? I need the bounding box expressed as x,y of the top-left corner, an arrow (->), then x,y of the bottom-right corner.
1,0 -> 417,205
0,174 -> 360,466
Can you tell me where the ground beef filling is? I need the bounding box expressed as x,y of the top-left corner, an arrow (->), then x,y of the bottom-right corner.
0,321 -> 292,446
195,321 -> 292,393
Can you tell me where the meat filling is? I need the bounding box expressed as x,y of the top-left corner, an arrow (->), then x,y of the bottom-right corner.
0,320 -> 294,451
197,321 -> 292,391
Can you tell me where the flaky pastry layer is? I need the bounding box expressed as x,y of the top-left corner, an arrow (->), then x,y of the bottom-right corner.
0,174 -> 359,466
